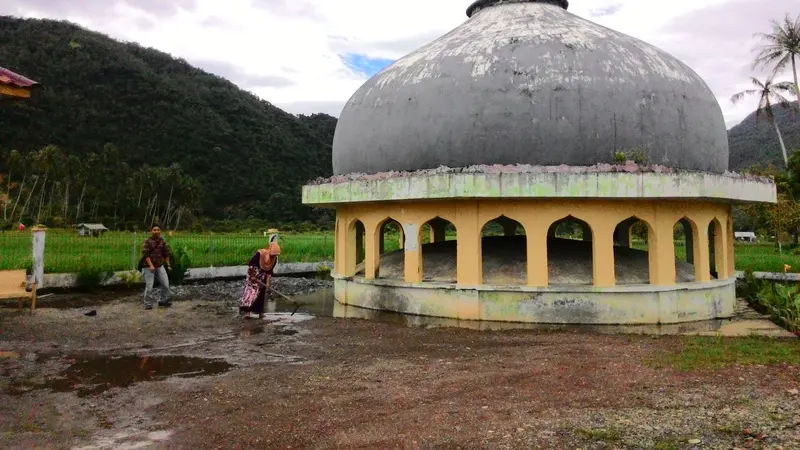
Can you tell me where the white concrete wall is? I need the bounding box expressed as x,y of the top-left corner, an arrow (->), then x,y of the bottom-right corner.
41,262 -> 333,289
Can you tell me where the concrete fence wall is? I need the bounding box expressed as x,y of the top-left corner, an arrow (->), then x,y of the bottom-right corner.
41,262 -> 334,289
23,227 -> 332,290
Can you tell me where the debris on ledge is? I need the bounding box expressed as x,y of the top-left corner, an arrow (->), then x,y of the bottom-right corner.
308,163 -> 774,186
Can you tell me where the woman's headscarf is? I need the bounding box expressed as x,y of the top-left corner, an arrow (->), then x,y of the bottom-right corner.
258,234 -> 281,270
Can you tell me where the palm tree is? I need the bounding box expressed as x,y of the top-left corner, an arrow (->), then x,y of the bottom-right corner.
753,13 -> 800,106
731,77 -> 797,166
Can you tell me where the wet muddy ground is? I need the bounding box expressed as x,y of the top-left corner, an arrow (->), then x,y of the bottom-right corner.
2,279 -> 800,449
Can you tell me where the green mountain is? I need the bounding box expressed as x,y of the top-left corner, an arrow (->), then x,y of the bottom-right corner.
728,102 -> 800,171
0,16 -> 336,230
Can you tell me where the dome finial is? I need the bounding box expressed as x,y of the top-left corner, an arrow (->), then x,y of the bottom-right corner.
467,0 -> 569,18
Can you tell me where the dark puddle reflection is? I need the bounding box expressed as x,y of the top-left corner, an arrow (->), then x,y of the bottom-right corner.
9,355 -> 232,397
277,288 -> 744,335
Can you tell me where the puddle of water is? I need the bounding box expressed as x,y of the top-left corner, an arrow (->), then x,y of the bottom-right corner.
9,354 -> 233,397
277,288 -> 754,335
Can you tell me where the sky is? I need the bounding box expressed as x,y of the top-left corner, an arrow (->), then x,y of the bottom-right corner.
1,0 -> 797,128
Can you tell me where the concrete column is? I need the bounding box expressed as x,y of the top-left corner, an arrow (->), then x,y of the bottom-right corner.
334,215 -> 341,275
708,225 -> 717,278
398,226 -> 405,251
355,221 -> 365,265
456,202 -> 482,285
694,219 -> 711,282
649,220 -> 676,285
365,221 -> 379,280
680,219 -> 695,264
403,223 -> 422,283
525,220 -> 548,287
31,227 -> 46,288
726,214 -> 735,277
713,219 -> 728,280
592,224 -> 615,287
344,219 -> 358,277
428,217 -> 448,243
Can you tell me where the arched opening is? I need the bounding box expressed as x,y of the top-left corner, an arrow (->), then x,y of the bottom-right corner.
547,215 -> 593,285
376,218 -> 404,279
673,217 -> 697,282
420,217 -> 457,282
548,216 -> 591,241
481,215 -> 526,285
613,217 -> 652,285
346,219 -> 366,276
708,218 -> 724,280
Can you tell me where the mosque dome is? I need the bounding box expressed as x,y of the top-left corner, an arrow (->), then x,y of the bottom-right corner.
332,0 -> 729,175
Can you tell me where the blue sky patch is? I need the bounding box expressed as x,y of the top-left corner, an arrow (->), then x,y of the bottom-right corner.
339,53 -> 394,77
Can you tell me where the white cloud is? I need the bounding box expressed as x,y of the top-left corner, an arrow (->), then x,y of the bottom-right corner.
2,0 -> 797,127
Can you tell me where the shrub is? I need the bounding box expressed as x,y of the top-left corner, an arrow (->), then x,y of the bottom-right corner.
168,246 -> 191,286
75,262 -> 112,290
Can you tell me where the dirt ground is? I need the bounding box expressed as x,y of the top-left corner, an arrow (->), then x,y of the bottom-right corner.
2,283 -> 800,450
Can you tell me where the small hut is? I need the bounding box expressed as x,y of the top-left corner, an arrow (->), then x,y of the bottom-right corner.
76,223 -> 109,237
0,66 -> 40,99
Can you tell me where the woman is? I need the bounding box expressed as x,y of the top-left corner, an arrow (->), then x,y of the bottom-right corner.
239,234 -> 281,319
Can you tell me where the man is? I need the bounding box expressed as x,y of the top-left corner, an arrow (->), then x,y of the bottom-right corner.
140,224 -> 172,310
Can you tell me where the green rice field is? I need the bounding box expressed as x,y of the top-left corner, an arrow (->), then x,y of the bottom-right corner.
0,230 -> 798,275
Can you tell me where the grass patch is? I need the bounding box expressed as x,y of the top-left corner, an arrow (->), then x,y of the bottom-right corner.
649,336 -> 800,371
0,230 -> 335,273
577,427 -> 623,443
654,439 -> 683,450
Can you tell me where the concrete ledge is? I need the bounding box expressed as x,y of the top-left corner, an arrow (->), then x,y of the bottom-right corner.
735,270 -> 800,282
41,262 -> 333,289
334,276 -> 737,324
302,171 -> 776,205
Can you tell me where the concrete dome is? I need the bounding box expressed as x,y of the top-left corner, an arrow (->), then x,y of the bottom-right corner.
332,0 -> 729,175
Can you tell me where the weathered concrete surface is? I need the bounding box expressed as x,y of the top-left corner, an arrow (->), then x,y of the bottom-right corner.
41,262 -> 333,289
302,171 -> 776,205
334,276 -> 737,325
365,237 -> 696,285
333,1 -> 728,175
333,297 -> 794,337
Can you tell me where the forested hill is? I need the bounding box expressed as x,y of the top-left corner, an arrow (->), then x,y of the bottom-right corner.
728,102 -> 800,171
0,16 -> 337,230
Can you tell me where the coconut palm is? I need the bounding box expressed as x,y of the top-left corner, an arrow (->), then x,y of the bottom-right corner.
731,77 -> 797,166
753,13 -> 800,105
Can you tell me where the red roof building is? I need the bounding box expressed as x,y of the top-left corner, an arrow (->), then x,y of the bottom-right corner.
0,66 -> 40,98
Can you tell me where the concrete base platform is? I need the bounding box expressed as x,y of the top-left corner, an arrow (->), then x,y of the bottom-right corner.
331,297 -> 794,337
334,276 -> 737,325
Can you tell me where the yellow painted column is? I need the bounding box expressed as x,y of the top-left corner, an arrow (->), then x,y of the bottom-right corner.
524,219 -> 548,287
694,217 -> 711,282
403,223 -> 422,283
334,214 -> 341,275
726,213 -> 735,277
428,218 -> 447,243
344,219 -> 358,277
592,224 -> 615,287
714,219 -> 729,280
456,202 -> 482,285
364,220 -> 379,280
648,219 -> 676,285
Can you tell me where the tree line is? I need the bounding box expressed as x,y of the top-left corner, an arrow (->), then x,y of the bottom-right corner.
0,17 -> 336,232
1,144 -> 201,230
